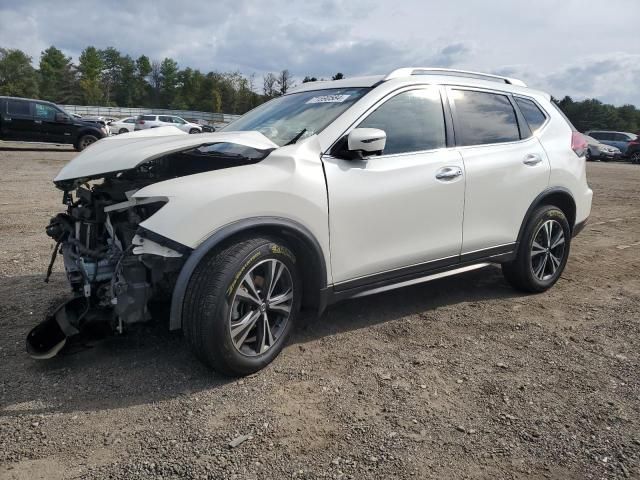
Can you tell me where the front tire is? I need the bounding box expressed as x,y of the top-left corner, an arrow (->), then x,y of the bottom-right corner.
189,128 -> 200,134
183,237 -> 301,376
75,134 -> 98,151
118,128 -> 128,135
502,206 -> 571,293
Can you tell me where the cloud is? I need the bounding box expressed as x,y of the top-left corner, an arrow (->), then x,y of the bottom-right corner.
0,0 -> 638,105
493,53 -> 640,105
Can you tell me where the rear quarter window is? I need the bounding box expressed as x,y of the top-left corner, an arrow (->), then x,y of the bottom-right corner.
515,97 -> 547,132
453,90 -> 520,146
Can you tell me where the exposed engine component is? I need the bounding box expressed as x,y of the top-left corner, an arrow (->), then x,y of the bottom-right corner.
28,172 -> 185,358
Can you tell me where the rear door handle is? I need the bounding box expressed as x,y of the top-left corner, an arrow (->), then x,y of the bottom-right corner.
34,120 -> 42,124
435,166 -> 463,181
523,153 -> 542,166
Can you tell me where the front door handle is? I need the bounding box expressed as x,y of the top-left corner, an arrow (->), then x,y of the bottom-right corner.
435,166 -> 463,181
523,153 -> 542,166
34,120 -> 42,124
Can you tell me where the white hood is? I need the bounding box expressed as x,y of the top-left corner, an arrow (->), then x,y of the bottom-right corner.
54,128 -> 278,183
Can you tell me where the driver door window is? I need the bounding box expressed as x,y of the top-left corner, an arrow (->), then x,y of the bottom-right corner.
357,89 -> 446,155
34,103 -> 58,121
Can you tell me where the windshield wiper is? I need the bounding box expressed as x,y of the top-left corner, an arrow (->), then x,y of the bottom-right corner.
284,129 -> 307,146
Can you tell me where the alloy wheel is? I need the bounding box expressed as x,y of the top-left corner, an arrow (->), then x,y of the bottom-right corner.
631,152 -> 640,164
530,219 -> 566,281
228,259 -> 293,356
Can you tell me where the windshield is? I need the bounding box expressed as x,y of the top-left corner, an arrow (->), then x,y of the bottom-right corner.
223,87 -> 370,146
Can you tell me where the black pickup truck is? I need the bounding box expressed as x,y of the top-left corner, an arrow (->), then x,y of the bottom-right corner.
0,96 -> 108,151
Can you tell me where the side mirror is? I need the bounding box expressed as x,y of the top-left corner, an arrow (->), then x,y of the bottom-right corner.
345,128 -> 386,159
55,113 -> 68,122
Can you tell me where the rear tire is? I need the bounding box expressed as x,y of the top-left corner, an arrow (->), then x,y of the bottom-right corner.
630,151 -> 640,164
502,206 -> 571,293
183,237 -> 301,376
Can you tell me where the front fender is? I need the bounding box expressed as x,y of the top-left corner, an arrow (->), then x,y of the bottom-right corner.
166,216 -> 328,330
132,136 -> 331,329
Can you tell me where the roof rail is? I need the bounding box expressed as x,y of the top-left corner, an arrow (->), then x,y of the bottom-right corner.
384,68 -> 527,87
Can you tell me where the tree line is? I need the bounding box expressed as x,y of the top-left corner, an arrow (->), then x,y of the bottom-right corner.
0,45 -> 327,115
554,96 -> 639,134
1,45 -> 639,132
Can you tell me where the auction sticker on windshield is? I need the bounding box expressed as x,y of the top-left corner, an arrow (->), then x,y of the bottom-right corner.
306,94 -> 351,104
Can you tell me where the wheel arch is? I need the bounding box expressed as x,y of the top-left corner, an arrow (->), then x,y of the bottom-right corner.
74,127 -> 103,144
169,217 -> 328,330
516,187 -> 577,246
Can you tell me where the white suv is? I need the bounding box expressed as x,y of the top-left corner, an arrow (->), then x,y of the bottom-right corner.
134,114 -> 203,133
31,68 -> 592,376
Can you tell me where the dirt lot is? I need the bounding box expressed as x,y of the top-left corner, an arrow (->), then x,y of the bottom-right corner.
0,144 -> 638,480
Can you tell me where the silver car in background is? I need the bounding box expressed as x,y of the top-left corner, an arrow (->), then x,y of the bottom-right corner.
584,135 -> 621,161
134,114 -> 203,134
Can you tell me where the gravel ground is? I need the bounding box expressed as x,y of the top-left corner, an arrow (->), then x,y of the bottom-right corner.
0,143 -> 638,480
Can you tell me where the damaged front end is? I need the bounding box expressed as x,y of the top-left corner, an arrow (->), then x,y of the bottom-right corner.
28,176 -> 186,358
27,134 -> 276,358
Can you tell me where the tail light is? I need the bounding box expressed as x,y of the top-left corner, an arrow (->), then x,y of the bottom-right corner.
628,140 -> 639,146
571,132 -> 588,157
138,120 -> 145,124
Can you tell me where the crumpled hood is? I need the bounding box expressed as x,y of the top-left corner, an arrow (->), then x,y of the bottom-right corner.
54,128 -> 278,183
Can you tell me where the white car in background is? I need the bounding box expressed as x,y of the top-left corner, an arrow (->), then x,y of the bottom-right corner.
134,114 -> 203,134
109,116 -> 136,135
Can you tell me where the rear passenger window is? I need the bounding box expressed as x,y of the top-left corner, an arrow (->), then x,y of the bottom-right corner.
357,88 -> 446,155
142,115 -> 155,121
7,99 -> 31,116
515,97 -> 547,132
453,90 -> 520,146
159,116 -> 172,123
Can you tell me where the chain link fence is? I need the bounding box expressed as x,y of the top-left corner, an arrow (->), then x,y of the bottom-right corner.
61,105 -> 241,125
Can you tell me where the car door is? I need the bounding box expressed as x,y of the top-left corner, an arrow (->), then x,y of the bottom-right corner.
596,132 -> 617,150
34,102 -> 70,143
322,86 -> 465,285
612,133 -> 630,154
446,87 -> 550,255
158,115 -> 173,128
1,99 -> 39,141
171,116 -> 188,132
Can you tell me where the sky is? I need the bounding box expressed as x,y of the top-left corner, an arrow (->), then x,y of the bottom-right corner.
1,0 -> 639,106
